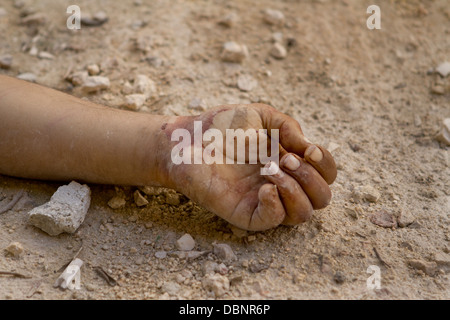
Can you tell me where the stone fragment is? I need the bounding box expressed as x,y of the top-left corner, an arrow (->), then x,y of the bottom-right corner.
370,210 -> 397,228
176,234 -> 195,251
221,42 -> 248,63
81,76 -> 110,93
28,181 -> 91,236
107,196 -> 126,209
202,274 -> 230,297
213,243 -> 237,262
270,43 -> 287,59
263,9 -> 285,26
133,190 -> 148,207
5,242 -> 24,258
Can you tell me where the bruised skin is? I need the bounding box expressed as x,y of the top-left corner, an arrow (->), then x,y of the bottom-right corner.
0,75 -> 337,231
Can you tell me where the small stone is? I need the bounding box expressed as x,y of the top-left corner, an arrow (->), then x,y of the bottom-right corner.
87,64 -> 100,76
0,54 -> 13,69
17,73 -> 37,82
263,9 -> 285,26
155,251 -> 167,259
431,85 -> 445,95
144,221 -> 153,229
333,271 -> 346,284
81,76 -> 110,93
5,242 -> 24,258
218,13 -> 238,28
68,71 -> 88,86
29,46 -> 38,56
164,192 -> 180,206
14,0 -> 25,9
38,51 -> 54,60
436,61 -> 450,77
237,74 -> 258,92
408,259 -> 437,276
230,225 -> 248,238
221,42 -> 249,63
435,118 -> 450,146
353,185 -> 381,203
213,243 -> 237,262
202,261 -> 219,276
188,98 -> 207,111
397,209 -> 415,228
129,247 -> 138,254
270,43 -> 287,59
133,190 -> 148,207
176,234 -> 195,251
202,274 -> 230,297
133,74 -> 156,98
0,8 -> 7,18
434,252 -> 450,271
81,11 -> 108,26
101,244 -> 109,251
162,281 -> 180,296
107,196 -> 126,209
271,32 -> 283,43
28,181 -> 91,236
139,186 -> 163,196
124,94 -> 147,110
370,210 -> 398,228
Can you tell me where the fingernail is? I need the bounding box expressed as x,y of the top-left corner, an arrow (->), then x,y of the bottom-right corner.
283,154 -> 300,171
306,145 -> 323,162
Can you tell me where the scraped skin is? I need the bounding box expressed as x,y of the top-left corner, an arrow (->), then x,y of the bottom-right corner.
0,75 -> 337,231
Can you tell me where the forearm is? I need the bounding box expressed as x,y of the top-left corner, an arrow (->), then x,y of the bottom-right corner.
0,75 -> 173,187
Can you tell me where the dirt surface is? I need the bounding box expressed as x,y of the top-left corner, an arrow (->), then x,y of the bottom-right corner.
0,0 -> 449,300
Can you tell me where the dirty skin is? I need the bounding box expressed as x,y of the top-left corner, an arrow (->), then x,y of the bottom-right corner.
0,74 -> 337,231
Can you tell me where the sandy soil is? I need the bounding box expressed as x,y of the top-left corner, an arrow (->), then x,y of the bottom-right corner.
0,0 -> 449,300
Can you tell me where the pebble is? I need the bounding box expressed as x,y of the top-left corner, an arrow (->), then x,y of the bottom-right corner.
353,185 -> 381,203
188,98 -> 207,111
124,94 -> 147,110
139,186 -> 163,196
369,210 -> 398,228
436,61 -> 450,77
176,233 -> 195,251
237,74 -> 258,92
220,41 -> 249,63
164,191 -> 181,206
435,118 -> 450,146
230,225 -> 248,238
68,71 -> 88,86
28,181 -> 91,236
133,74 -> 156,98
0,54 -> 13,69
431,85 -> 445,95
81,76 -> 110,93
0,8 -> 7,18
270,43 -> 287,59
87,64 -> 100,76
213,243 -> 237,262
155,251 -> 167,259
408,259 -> 437,276
202,274 -> 230,297
397,209 -> 415,228
218,13 -> 238,28
107,196 -> 126,209
133,190 -> 148,207
263,9 -> 285,26
5,242 -> 24,258
161,281 -> 180,296
434,252 -> 450,271
81,11 -> 108,27
333,271 -> 346,284
202,261 -> 219,276
17,73 -> 37,82
37,51 -> 54,60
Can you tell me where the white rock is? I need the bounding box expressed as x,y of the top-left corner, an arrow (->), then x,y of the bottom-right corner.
435,118 -> 450,146
397,209 -> 415,228
237,74 -> 258,92
133,74 -> 156,98
188,98 -> 207,111
176,233 -> 195,251
28,181 -> 91,236
87,64 -> 100,75
218,13 -> 238,28
0,54 -> 12,69
270,43 -> 287,59
0,8 -> 7,18
353,185 -> 381,203
107,196 -> 126,209
17,73 -> 37,82
69,71 -> 88,86
81,76 -> 110,93
123,94 -> 147,110
133,190 -> 148,207
436,61 -> 450,77
38,51 -> 55,60
202,274 -> 230,297
221,42 -> 249,63
213,243 -> 237,261
155,251 -> 167,259
29,46 -> 38,56
161,281 -> 180,295
263,9 -> 285,26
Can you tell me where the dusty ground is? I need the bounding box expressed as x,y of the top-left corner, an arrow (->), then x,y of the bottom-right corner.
0,0 -> 449,300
